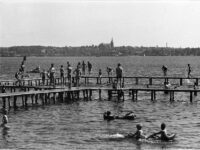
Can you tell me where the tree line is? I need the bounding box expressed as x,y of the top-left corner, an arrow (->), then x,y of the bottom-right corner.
0,45 -> 200,57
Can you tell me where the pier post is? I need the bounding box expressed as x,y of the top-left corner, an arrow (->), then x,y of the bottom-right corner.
190,91 -> 193,103
35,94 -> 38,104
108,90 -> 112,100
8,97 -> 11,110
196,78 -> 199,86
151,90 -> 156,101
2,97 -> 6,109
89,89 -> 92,100
13,96 -> 18,110
25,95 -> 28,108
149,78 -> 152,85
99,89 -> 102,100
170,91 -> 174,102
31,94 -> 34,105
180,78 -> 183,86
135,77 -> 138,85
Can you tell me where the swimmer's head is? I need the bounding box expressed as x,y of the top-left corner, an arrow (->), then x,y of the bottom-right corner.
2,109 -> 7,115
136,124 -> 142,130
118,63 -> 121,67
161,123 -> 166,130
106,111 -> 111,116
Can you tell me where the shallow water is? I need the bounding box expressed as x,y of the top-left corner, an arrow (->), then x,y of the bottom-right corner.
0,56 -> 200,149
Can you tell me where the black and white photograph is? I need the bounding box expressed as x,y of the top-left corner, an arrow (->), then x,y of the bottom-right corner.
0,0 -> 200,149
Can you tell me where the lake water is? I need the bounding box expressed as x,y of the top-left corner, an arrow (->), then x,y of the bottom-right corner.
0,56 -> 200,149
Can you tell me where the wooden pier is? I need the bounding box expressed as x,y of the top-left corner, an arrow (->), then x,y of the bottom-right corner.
0,85 -> 199,111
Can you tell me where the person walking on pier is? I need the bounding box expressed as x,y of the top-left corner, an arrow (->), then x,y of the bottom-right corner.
60,65 -> 65,85
187,64 -> 192,78
116,63 -> 123,88
88,61 -> 92,75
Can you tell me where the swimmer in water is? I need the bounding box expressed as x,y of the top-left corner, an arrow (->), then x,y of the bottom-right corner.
147,123 -> 176,141
103,111 -> 136,121
0,109 -> 8,128
127,124 -> 146,140
103,111 -> 115,120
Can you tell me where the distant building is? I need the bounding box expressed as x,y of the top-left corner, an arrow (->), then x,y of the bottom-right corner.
98,38 -> 114,50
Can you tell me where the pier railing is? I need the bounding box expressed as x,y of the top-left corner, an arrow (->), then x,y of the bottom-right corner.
0,76 -> 199,87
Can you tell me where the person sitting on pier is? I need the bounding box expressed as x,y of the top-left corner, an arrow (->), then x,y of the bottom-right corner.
147,123 -> 176,141
126,124 -> 146,140
112,79 -> 118,89
0,109 -> 8,128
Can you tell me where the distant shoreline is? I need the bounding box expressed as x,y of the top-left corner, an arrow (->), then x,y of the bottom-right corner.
1,45 -> 200,56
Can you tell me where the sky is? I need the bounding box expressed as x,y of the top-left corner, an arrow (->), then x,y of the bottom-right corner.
1,0 -> 200,47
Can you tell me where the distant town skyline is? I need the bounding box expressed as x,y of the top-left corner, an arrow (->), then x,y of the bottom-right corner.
1,0 -> 200,48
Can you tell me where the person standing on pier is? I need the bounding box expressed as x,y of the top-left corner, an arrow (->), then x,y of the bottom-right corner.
82,61 -> 86,75
98,69 -> 102,84
49,63 -> 56,86
73,67 -> 81,87
60,65 -> 65,85
116,63 -> 123,88
187,64 -> 192,78
67,64 -> 72,87
15,70 -> 21,86
88,61 -> 92,75
41,69 -> 46,85
107,67 -> 113,83
162,65 -> 168,84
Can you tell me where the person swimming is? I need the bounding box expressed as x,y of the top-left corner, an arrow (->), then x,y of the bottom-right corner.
103,111 -> 136,120
103,111 -> 115,120
147,123 -> 176,141
0,109 -> 8,128
126,124 -> 146,140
